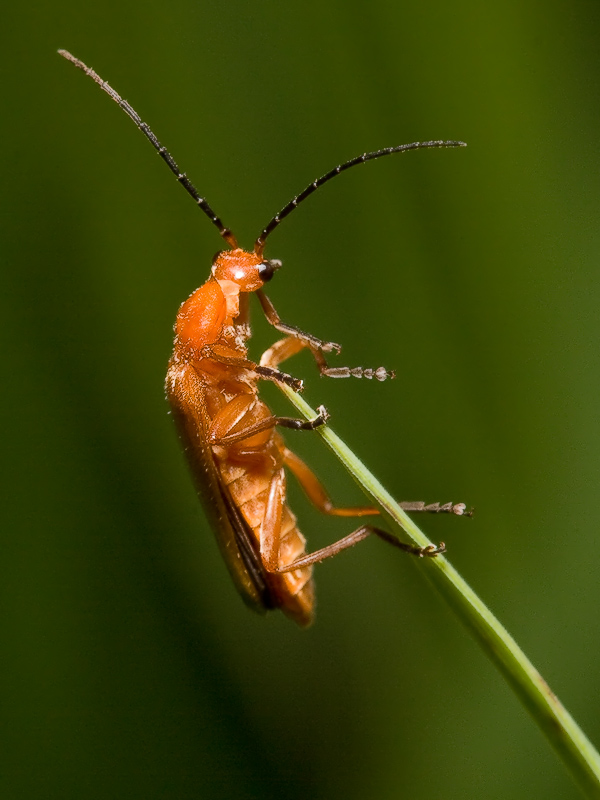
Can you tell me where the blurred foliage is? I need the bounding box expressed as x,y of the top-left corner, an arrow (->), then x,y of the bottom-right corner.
3,1 -> 600,798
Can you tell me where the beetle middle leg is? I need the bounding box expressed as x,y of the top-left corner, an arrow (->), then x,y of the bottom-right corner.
283,447 -> 470,518
260,334 -> 395,381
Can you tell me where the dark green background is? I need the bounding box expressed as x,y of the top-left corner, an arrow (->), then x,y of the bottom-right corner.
3,2 -> 600,798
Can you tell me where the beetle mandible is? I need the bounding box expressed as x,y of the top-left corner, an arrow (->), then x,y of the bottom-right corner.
59,50 -> 469,626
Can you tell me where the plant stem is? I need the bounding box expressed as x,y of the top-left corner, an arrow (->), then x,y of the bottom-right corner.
280,383 -> 600,799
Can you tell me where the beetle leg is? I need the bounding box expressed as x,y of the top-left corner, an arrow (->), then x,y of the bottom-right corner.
259,332 -> 395,381
282,447 -> 470,517
260,468 -> 286,571
274,525 -> 445,573
260,469 -> 313,579
261,452 -> 450,575
253,365 -> 303,391
259,336 -> 311,368
258,467 -> 441,574
396,501 -> 473,516
210,400 -> 329,447
282,447 -> 379,517
256,289 -> 342,354
201,345 -> 304,391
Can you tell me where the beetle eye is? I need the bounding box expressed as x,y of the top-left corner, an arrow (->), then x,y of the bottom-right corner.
258,259 -> 282,282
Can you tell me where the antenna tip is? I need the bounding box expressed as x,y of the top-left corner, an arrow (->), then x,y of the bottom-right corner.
58,49 -> 78,65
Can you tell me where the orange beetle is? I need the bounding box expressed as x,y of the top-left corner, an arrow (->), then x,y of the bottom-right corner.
60,50 -> 468,626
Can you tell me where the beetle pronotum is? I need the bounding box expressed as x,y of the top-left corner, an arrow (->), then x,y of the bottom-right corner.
59,50 -> 469,626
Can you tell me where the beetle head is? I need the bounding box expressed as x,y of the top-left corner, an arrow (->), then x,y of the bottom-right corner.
212,249 -> 282,292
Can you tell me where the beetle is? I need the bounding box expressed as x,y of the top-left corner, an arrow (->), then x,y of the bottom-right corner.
59,50 -> 469,626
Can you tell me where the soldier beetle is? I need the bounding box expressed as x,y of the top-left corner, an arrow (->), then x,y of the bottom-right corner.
59,50 -> 469,626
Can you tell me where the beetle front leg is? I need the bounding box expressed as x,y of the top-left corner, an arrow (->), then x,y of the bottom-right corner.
256,289 -> 341,354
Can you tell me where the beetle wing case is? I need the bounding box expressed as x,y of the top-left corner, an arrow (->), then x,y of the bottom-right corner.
166,357 -> 275,614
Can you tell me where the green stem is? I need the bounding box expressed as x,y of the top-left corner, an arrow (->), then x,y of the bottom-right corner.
280,384 -> 600,799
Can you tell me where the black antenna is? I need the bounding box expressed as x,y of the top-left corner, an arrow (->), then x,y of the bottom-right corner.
58,50 -> 237,249
254,140 -> 466,255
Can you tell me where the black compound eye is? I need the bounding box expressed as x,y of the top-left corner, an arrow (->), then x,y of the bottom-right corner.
258,259 -> 282,282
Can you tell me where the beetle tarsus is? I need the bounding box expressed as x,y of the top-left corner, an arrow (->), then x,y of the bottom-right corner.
318,339 -> 342,355
254,365 -> 304,392
400,501 -> 473,517
370,526 -> 447,558
315,404 -> 330,425
319,365 -> 395,381
276,405 -> 330,432
417,541 -> 446,557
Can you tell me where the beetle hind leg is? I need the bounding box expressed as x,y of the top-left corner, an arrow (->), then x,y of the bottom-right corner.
209,398 -> 329,448
277,446 -> 457,567
259,468 -> 314,591
273,524 -> 445,574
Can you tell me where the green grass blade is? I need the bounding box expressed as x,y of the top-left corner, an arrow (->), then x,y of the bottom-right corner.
280,383 -> 600,799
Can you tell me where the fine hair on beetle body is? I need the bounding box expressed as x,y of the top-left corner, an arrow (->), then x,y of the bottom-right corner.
59,49 -> 470,626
